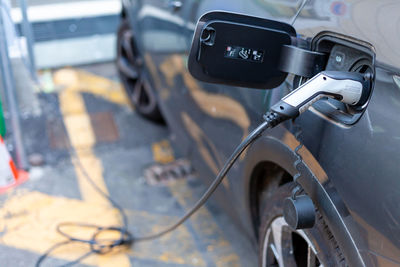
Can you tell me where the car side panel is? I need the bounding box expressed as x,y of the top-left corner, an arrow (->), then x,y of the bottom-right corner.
181,0 -> 400,264
294,0 -> 400,264
124,0 -> 400,265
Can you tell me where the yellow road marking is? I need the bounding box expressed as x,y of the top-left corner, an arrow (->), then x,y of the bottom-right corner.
0,191 -> 205,266
0,66 -> 241,266
54,68 -> 130,107
55,68 -> 129,266
57,76 -> 109,206
152,140 -> 175,164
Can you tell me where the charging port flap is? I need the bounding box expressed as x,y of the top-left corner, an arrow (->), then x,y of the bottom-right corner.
188,11 -> 296,89
188,11 -> 328,90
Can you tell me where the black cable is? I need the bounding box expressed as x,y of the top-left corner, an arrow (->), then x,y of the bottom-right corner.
36,112 -> 279,266
135,118 -> 273,241
292,118 -> 304,182
35,147 -> 134,266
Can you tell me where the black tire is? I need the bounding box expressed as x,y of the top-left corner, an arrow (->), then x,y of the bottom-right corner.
116,19 -> 164,122
258,183 -> 346,267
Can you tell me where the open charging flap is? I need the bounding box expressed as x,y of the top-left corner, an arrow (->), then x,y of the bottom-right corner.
188,11 -> 296,89
188,11 -> 327,89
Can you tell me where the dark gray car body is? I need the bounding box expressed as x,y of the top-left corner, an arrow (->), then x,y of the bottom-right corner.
121,0 -> 400,265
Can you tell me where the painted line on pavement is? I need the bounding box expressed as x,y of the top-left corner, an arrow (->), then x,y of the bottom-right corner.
55,68 -> 130,266
0,67 -> 240,266
152,139 -> 175,164
0,190 -> 206,266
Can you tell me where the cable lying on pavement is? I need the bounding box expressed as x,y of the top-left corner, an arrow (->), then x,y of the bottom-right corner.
36,71 -> 371,266
36,116 -> 273,267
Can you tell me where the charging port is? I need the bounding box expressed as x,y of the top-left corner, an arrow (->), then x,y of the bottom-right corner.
309,32 -> 375,125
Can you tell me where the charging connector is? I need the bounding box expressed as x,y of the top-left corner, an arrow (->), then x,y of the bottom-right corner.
270,71 -> 371,121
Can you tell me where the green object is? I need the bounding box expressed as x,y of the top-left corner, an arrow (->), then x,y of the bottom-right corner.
0,97 -> 5,137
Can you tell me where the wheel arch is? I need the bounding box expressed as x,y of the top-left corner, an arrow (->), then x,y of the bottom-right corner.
241,126 -> 370,266
248,160 -> 292,239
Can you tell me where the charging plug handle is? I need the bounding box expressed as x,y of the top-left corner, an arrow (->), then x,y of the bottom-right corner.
271,71 -> 371,120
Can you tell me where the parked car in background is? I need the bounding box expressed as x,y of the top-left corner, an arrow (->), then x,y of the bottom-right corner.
116,0 -> 400,266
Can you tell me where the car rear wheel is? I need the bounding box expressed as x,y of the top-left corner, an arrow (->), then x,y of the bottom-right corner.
258,183 -> 346,267
116,19 -> 163,122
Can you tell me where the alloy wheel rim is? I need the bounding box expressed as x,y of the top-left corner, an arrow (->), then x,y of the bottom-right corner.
117,27 -> 157,114
262,216 -> 322,267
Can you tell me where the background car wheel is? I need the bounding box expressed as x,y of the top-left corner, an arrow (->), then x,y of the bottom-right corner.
258,182 -> 346,267
116,19 -> 164,122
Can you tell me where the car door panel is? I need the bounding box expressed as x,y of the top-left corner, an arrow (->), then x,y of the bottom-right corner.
181,0 -> 400,264
136,0 -> 400,264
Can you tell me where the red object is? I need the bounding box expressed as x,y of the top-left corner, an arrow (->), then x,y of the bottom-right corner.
0,136 -> 29,194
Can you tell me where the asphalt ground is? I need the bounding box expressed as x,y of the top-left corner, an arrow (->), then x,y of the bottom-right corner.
0,63 -> 257,266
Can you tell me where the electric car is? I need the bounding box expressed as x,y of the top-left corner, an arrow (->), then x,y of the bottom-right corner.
116,0 -> 400,266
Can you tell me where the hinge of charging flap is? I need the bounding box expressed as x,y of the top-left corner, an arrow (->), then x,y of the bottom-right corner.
279,45 -> 328,78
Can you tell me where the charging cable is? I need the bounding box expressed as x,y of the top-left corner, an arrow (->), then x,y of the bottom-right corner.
36,117 -> 274,267
36,70 -> 371,266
